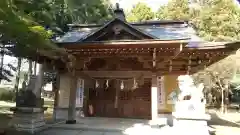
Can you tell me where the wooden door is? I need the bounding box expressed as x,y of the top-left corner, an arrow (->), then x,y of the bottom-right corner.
88,79 -> 151,119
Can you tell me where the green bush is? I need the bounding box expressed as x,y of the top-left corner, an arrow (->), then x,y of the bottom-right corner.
0,90 -> 16,102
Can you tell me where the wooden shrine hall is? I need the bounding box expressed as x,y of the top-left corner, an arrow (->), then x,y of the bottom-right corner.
51,4 -> 240,123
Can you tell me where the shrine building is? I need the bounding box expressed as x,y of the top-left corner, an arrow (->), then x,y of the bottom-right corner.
51,5 -> 240,123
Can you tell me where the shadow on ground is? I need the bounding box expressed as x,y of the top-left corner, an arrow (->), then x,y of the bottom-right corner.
208,112 -> 240,127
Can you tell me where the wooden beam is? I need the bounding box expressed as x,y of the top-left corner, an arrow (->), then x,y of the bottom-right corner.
76,70 -> 188,78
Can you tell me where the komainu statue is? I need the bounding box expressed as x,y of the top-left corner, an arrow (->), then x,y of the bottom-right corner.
174,75 -> 206,114
16,74 -> 43,108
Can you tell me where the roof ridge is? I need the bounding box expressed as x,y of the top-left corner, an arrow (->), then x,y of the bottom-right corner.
68,20 -> 189,29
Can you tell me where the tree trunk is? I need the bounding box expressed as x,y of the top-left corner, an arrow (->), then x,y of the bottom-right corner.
215,77 -> 224,113
14,58 -> 22,97
221,87 -> 224,113
28,60 -> 33,84
224,83 -> 229,113
0,44 -> 5,83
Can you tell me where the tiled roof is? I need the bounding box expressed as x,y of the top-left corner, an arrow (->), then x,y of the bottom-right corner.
56,21 -> 203,43
57,28 -> 99,42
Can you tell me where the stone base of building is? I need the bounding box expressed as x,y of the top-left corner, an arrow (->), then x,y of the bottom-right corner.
54,107 -> 83,120
8,107 -> 47,134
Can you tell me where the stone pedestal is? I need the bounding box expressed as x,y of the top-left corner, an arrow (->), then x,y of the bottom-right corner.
172,112 -> 211,135
8,107 -> 47,134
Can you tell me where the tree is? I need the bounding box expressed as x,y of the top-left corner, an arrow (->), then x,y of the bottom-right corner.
156,0 -> 240,41
126,2 -> 155,22
48,0 -> 73,34
192,54 -> 239,112
156,0 -> 190,20
66,0 -> 113,24
0,0 -> 64,83
193,0 -> 240,41
0,0 -> 57,51
190,0 -> 240,112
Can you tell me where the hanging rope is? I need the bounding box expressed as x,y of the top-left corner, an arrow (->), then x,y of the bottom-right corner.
95,80 -> 99,88
106,79 -> 109,88
86,73 -> 145,91
120,80 -> 124,90
132,77 -> 138,90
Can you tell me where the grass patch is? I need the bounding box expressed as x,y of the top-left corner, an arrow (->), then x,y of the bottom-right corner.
0,89 -> 15,102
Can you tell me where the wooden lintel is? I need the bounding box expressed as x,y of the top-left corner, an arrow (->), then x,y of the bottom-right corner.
78,71 -> 158,78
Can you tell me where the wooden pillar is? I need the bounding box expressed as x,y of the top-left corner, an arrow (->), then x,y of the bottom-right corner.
151,48 -> 158,121
53,71 -> 60,121
151,74 -> 158,121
